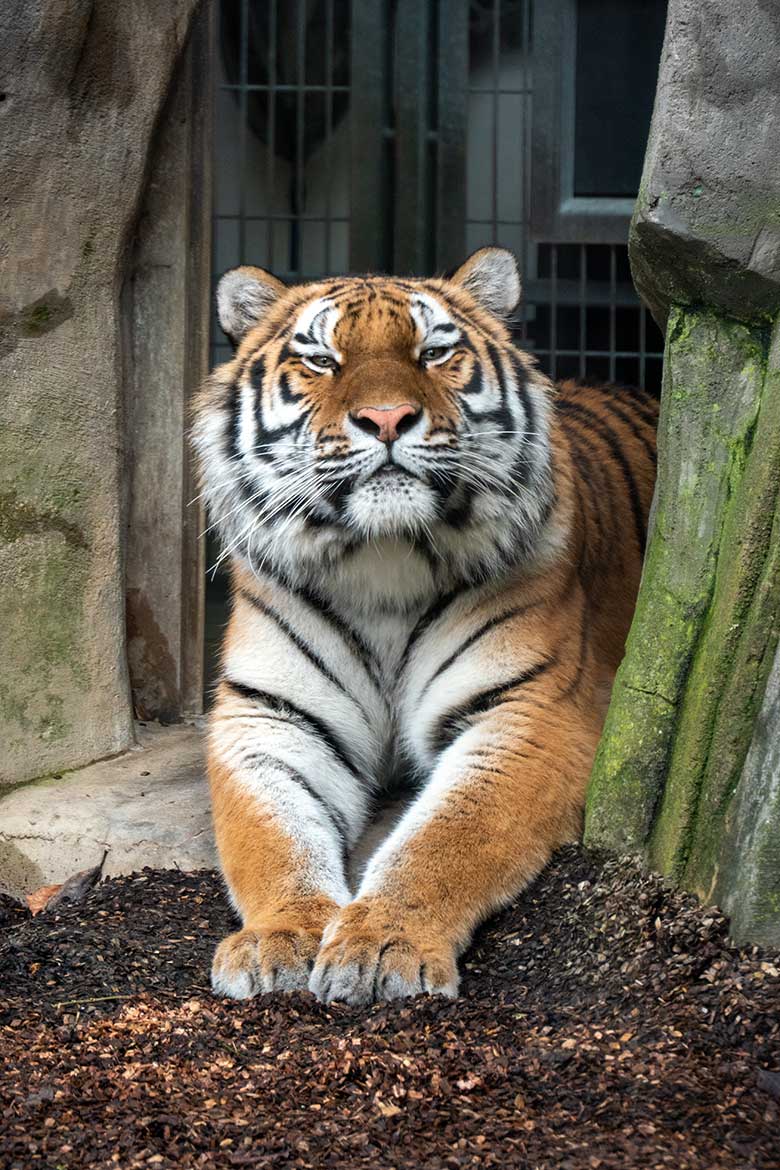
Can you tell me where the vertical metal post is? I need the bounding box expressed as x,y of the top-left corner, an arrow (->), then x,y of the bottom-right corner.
550,243 -> 558,381
350,0 -> 387,272
324,0 -> 334,272
237,0 -> 249,262
394,0 -> 431,273
181,0 -> 213,715
609,244 -> 617,381
490,0 -> 500,245
436,0 -> 468,272
578,242 -> 587,377
293,0 -> 306,275
266,0 -> 277,268
519,0 -> 533,339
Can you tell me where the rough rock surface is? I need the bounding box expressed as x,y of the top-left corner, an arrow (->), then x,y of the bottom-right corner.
719,640 -> 780,947
630,0 -> 780,327
587,309 -> 780,946
0,0 -> 200,785
593,0 -> 780,949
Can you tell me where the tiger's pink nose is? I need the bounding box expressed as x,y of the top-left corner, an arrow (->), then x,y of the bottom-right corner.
351,402 -> 421,443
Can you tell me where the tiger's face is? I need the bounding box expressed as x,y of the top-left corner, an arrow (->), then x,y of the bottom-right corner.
193,248 -> 556,597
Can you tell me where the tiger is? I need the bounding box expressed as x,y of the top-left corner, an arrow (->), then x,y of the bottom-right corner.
191,246 -> 657,1004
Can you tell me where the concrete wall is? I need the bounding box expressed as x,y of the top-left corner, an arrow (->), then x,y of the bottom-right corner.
0,0 -> 202,786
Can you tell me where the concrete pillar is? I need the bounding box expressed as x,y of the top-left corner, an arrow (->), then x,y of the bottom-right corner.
0,0 -> 202,785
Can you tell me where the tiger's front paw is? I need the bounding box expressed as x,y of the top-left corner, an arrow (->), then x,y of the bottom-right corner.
308,899 -> 459,1005
211,925 -> 321,999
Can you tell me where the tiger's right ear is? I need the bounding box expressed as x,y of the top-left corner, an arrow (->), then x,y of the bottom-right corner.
216,265 -> 287,346
449,247 -> 521,317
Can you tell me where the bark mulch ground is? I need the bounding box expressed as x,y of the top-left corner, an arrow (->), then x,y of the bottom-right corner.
1,846 -> 778,1170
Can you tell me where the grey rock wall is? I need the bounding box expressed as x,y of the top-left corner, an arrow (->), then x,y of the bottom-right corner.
719,640 -> 780,947
0,0 -> 201,784
630,0 -> 780,329
589,0 -> 780,947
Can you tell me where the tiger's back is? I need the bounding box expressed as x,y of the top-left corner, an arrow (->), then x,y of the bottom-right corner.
554,378 -> 658,679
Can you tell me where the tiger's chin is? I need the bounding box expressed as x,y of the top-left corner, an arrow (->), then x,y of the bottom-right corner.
342,467 -> 441,541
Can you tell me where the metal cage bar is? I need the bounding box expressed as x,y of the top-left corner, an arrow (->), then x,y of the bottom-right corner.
394,0 -> 433,273
349,0 -> 385,270
265,0 -> 276,267
435,1 -> 469,270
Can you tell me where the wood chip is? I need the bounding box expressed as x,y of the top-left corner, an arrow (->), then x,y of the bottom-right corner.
1,847 -> 778,1169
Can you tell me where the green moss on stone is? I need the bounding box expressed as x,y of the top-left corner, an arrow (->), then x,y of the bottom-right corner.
24,303 -> 52,331
586,305 -> 780,947
0,488 -> 86,547
17,290 -> 73,338
647,323 -> 771,882
0,478 -> 91,767
586,309 -> 770,850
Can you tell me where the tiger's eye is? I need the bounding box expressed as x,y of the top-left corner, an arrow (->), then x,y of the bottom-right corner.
308,353 -> 337,370
421,345 -> 452,364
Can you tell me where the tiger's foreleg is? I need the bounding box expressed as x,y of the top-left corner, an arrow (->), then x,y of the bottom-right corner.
309,700 -> 599,1004
208,687 -> 371,999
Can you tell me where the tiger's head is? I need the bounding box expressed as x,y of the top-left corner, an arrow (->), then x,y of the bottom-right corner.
193,248 -> 558,605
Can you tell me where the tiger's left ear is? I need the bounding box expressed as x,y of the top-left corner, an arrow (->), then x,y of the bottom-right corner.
449,247 -> 521,317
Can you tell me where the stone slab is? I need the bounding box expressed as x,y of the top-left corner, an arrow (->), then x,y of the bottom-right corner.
718,627 -> 780,946
0,722 -> 215,900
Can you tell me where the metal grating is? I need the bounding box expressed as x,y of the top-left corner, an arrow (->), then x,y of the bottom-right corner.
211,0 -> 353,369
528,242 -> 664,391
465,0 -> 664,392
210,0 -> 665,391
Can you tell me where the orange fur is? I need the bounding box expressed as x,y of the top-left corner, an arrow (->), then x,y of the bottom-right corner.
210,756 -> 341,995
195,252 -> 658,1001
